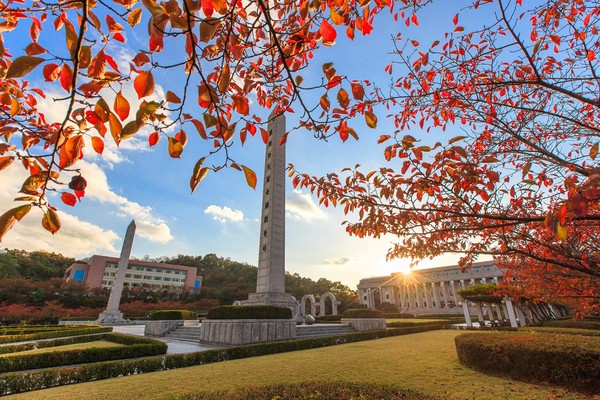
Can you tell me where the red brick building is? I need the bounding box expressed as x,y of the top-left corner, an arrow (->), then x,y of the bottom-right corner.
64,255 -> 202,291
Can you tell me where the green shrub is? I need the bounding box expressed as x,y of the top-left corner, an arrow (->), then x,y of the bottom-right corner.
148,310 -> 197,320
181,382 -> 440,400
455,331 -> 600,393
0,326 -> 112,344
314,315 -> 342,323
383,313 -> 416,318
0,325 -> 75,336
0,333 -> 106,355
537,317 -> 600,330
0,333 -> 167,373
0,324 -> 444,395
342,309 -> 384,319
207,305 -> 292,320
522,327 -> 600,336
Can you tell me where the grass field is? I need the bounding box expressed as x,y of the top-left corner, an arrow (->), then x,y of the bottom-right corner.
5,330 -> 597,400
0,340 -> 123,357
386,318 -> 450,324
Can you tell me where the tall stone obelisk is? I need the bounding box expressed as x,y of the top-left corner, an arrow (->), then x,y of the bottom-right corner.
243,112 -> 297,314
97,220 -> 136,324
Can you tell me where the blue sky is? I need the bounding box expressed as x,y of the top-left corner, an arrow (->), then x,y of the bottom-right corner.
0,2 -> 479,288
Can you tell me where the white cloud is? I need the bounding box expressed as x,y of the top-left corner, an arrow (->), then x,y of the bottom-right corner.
0,166 -> 119,257
286,190 -> 328,221
323,256 -> 352,265
78,161 -> 173,243
204,205 -> 245,223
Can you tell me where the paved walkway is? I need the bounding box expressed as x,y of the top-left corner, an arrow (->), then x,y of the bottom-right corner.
111,325 -> 222,354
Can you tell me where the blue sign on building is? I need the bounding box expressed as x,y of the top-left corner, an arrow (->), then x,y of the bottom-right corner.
73,269 -> 85,283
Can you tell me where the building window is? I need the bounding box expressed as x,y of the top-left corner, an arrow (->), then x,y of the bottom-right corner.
263,230 -> 268,237
267,164 -> 271,170
267,152 -> 271,158
265,202 -> 269,209
126,274 -> 131,278
266,176 -> 270,183
262,245 -> 267,252
264,216 -> 268,223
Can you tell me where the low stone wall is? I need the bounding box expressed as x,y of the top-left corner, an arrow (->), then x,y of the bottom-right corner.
198,319 -> 296,345
144,320 -> 183,336
341,318 -> 387,331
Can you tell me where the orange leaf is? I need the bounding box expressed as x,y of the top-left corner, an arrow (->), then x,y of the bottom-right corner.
61,192 -> 77,207
59,135 -> 84,169
109,112 -> 123,146
337,88 -> 349,108
233,95 -> 249,115
42,208 -> 61,235
43,63 -> 61,81
191,119 -> 207,140
591,142 -> 598,160
351,83 -> 364,100
320,20 -> 337,45
91,137 -> 104,154
365,111 -> 377,128
114,91 -> 130,121
218,63 -> 230,93
241,165 -> 257,189
128,8 -> 143,27
190,157 -> 209,193
0,156 -> 14,171
175,130 -> 188,147
198,82 -> 217,108
134,70 -> 155,99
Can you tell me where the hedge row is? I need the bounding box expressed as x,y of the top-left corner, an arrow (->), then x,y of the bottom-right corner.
0,324 -> 444,395
149,310 -> 197,320
0,326 -> 75,336
537,317 -> 600,330
522,327 -> 600,337
455,331 -> 600,393
314,315 -> 342,323
182,382 -> 440,400
0,333 -> 167,373
208,305 -> 292,320
388,320 -> 448,328
0,333 -> 106,355
342,309 -> 383,318
0,326 -> 112,344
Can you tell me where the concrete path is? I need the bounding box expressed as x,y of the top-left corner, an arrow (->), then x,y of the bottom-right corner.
111,325 -> 223,354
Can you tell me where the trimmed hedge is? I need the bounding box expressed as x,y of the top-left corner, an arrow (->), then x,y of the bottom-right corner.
0,333 -> 106,355
522,327 -> 600,337
0,324 -> 444,395
0,326 -> 112,344
0,333 -> 167,373
208,305 -> 292,320
0,326 -> 77,335
455,331 -> 600,393
388,320 -> 448,328
149,310 -> 197,320
314,315 -> 342,323
182,382 -> 440,400
537,317 -> 600,330
342,309 -> 383,318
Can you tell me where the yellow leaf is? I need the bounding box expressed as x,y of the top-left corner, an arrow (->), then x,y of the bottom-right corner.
242,165 -> 257,189
168,136 -> 183,158
365,111 -> 377,128
6,56 -> 44,79
218,63 -> 230,93
591,142 -> 598,160
128,8 -> 143,27
190,157 -> 209,193
556,222 -> 568,240
41,208 -> 61,235
199,18 -> 220,43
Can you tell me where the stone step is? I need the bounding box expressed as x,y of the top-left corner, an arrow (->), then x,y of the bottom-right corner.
296,324 -> 355,338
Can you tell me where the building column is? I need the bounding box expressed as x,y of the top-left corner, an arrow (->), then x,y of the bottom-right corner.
413,284 -> 421,308
423,283 -> 432,308
514,301 -> 528,327
442,281 -> 452,308
462,301 -> 473,327
398,285 -> 405,308
475,303 -> 485,326
503,298 -> 518,328
432,282 -> 441,308
450,280 -> 460,305
486,303 -> 497,321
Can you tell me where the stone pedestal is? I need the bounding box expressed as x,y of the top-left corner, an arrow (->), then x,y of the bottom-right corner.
242,292 -> 298,315
341,318 -> 387,332
198,319 -> 296,345
96,310 -> 124,324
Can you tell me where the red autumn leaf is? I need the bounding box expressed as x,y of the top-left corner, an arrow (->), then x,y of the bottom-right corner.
320,20 -> 337,45
60,63 -> 74,92
43,63 -> 61,81
61,192 -> 77,207
148,131 -> 160,147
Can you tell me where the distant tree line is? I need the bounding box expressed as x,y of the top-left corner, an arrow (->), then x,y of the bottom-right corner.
0,250 -> 358,312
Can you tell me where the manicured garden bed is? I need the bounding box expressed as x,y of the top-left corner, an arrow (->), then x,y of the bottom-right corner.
0,325 -> 112,344
455,330 -> 600,393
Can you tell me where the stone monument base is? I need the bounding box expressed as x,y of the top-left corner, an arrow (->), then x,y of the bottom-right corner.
241,292 -> 298,315
97,310 -> 125,324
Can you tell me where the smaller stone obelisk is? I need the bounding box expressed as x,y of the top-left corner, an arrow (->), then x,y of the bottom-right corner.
97,220 -> 136,324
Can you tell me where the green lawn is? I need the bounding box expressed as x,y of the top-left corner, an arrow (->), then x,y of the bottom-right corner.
5,330 -> 595,400
0,340 -> 123,357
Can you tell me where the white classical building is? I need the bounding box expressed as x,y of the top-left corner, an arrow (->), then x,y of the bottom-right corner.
357,261 -> 503,316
